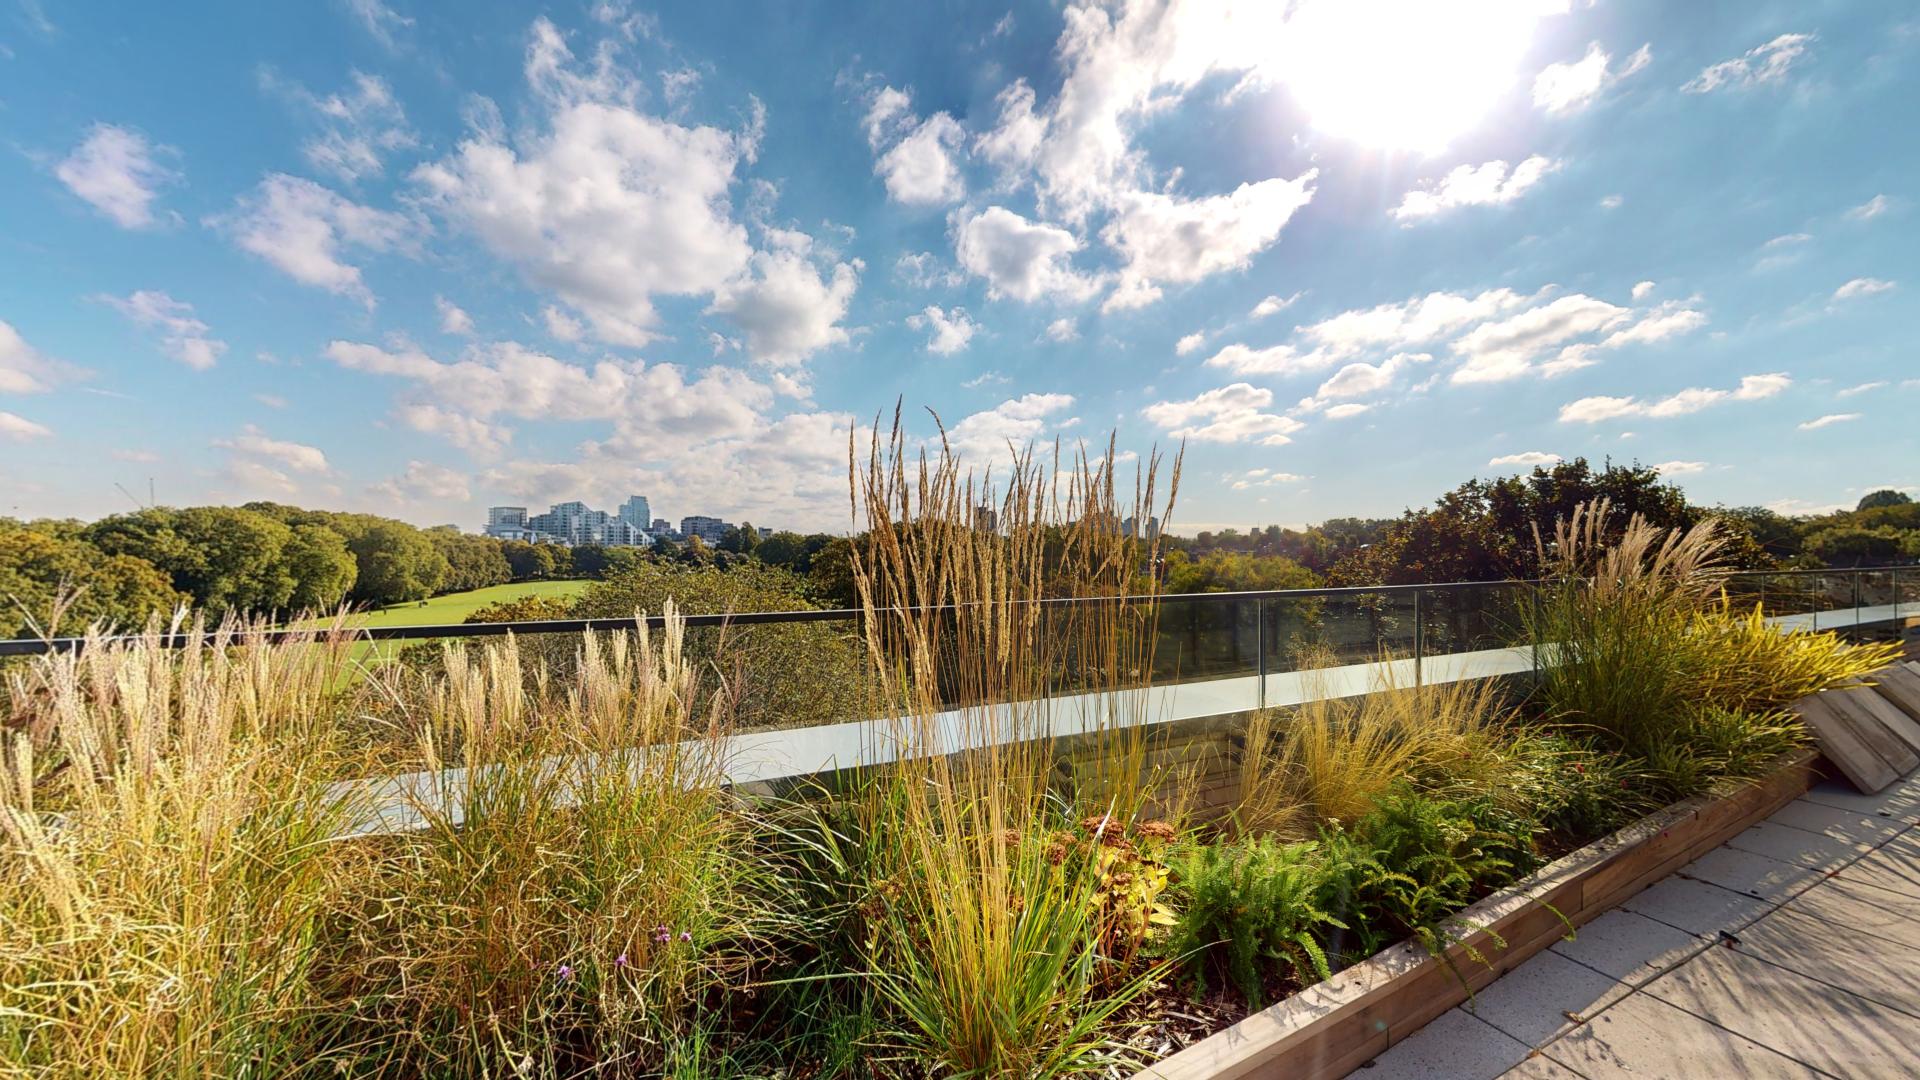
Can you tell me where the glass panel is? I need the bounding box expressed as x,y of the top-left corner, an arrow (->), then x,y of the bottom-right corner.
1418,581 -> 1532,659
1149,595 -> 1258,684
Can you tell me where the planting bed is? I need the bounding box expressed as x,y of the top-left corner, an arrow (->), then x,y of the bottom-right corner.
1130,747 -> 1822,1080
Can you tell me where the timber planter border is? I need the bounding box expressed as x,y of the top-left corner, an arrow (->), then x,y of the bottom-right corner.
1131,746 -> 1823,1080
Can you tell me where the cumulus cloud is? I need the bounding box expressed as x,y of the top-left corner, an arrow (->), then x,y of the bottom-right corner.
1391,156 -> 1559,223
1558,373 -> 1790,424
953,205 -> 1103,303
895,251 -> 965,289
1489,451 -> 1562,468
1653,460 -> 1708,475
1142,383 -> 1303,446
1232,469 -> 1305,490
1682,33 -> 1813,93
413,18 -> 855,364
1100,173 -> 1317,310
266,68 -> 417,182
55,123 -> 178,229
99,290 -> 227,370
1250,292 -> 1300,319
1532,42 -> 1651,115
0,411 -> 53,442
214,423 -> 329,473
906,305 -> 979,355
863,87 -> 967,206
0,319 -> 74,395
1045,317 -> 1079,343
207,173 -> 418,304
372,460 -> 471,502
1798,413 -> 1860,431
1298,352 -> 1429,411
1833,277 -> 1895,301
1175,332 -> 1205,356
1631,281 -> 1655,300
945,392 -> 1076,464
436,296 -> 475,335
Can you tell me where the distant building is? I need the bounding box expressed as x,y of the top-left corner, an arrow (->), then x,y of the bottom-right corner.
680,515 -> 729,544
618,495 -> 651,528
1123,515 -> 1162,541
486,496 -> 658,547
974,504 -> 999,533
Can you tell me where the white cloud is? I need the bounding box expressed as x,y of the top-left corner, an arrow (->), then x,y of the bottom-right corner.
895,251 -> 964,289
1652,460 -> 1708,475
1299,352 -> 1429,412
1682,33 -> 1814,93
372,460 -> 471,502
55,123 -> 177,229
267,69 -> 416,182
1175,332 -> 1206,356
1846,195 -> 1890,222
0,412 -> 52,442
1232,469 -> 1305,489
1599,194 -> 1624,210
1559,372 -> 1790,423
1833,277 -> 1895,301
1044,317 -> 1079,343
707,250 -> 860,368
208,173 -> 417,305
341,0 -> 412,49
1250,292 -> 1301,319
255,393 -> 289,409
541,305 -> 584,342
953,205 -> 1103,303
1142,383 -> 1303,446
0,320 -> 73,394
864,87 -> 967,206
1100,173 -> 1317,310
436,296 -> 474,335
1451,294 -> 1630,382
945,392 -> 1076,464
1631,280 -> 1655,300
1532,42 -> 1651,115
962,370 -> 1011,388
99,290 -> 227,370
1208,287 -> 1533,376
1798,413 -> 1860,431
906,305 -> 979,355
1391,156 -> 1559,223
1489,451 -> 1561,468
1322,403 -> 1370,420
214,423 -> 329,473
1837,381 -> 1887,398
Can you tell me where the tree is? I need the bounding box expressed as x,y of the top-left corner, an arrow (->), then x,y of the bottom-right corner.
502,540 -> 558,581
718,522 -> 760,555
284,524 -> 358,612
166,507 -> 297,614
806,538 -> 858,608
1160,550 -> 1319,593
0,523 -> 185,638
1858,489 -> 1915,512
429,530 -> 512,592
347,522 -> 449,606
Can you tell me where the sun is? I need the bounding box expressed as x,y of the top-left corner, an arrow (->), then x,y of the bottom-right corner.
1281,0 -> 1562,154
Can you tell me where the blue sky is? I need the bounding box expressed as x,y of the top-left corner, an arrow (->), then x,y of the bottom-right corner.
1,0 -> 1914,534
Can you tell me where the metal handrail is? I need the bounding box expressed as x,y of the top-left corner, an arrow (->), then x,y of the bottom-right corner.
1,566 -> 1914,658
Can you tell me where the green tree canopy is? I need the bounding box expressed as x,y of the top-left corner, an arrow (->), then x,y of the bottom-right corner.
0,523 -> 186,638
347,522 -> 449,606
284,524 -> 358,612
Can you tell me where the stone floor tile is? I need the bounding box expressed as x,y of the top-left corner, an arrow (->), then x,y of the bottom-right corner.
1357,1008 -> 1532,1080
1495,1055 -> 1585,1079
1767,797 -> 1913,846
1782,875 -> 1920,949
1461,949 -> 1631,1047
1731,905 -> 1920,1019
1834,830 -> 1920,896
1540,991 -> 1820,1079
1620,876 -> 1770,936
1797,777 -> 1920,822
1644,942 -> 1920,1078
1676,845 -> 1820,901
1549,909 -> 1706,985
1721,819 -> 1872,872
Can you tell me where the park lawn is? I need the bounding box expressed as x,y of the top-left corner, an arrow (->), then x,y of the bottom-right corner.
305,579 -> 592,667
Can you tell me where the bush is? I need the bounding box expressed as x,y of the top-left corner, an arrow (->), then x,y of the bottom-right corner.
1160,835 -> 1340,1007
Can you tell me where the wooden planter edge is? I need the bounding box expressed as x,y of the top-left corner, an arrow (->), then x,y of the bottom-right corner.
1131,746 -> 1822,1080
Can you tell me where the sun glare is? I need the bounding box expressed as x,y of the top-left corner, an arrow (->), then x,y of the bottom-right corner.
1282,0 -> 1563,154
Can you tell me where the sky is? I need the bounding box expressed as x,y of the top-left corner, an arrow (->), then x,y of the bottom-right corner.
1,0 -> 1915,535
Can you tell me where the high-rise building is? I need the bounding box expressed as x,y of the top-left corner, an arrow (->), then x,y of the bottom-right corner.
618,495 -> 651,528
679,515 -> 729,544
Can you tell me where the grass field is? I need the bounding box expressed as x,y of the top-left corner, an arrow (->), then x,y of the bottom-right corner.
305,579 -> 592,666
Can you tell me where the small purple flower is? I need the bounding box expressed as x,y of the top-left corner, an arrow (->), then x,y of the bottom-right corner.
654,925 -> 671,943
557,963 -> 575,981
615,953 -> 628,967
680,931 -> 692,943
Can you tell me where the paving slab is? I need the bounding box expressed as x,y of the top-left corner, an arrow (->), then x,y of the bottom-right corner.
1731,905 -> 1920,1020
1833,829 -> 1920,896
1460,948 -> 1632,1046
1540,990 -> 1821,1079
1495,1055 -> 1585,1079
1720,819 -> 1873,871
1796,775 -> 1920,821
1619,876 -> 1770,936
1644,942 -> 1920,1078
1548,909 -> 1706,985
1781,875 -> 1920,949
1675,844 -> 1820,901
1357,1007 -> 1532,1079
1766,796 -> 1913,846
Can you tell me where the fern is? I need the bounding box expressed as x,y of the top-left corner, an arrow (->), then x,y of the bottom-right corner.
1159,837 -> 1345,1007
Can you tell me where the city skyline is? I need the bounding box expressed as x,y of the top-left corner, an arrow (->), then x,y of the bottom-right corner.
1,2 -> 1915,536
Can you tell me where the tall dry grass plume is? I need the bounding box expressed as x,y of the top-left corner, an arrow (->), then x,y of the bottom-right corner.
847,409 -> 1180,1078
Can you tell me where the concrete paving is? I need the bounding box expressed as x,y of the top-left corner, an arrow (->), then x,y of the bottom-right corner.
1349,771 -> 1920,1079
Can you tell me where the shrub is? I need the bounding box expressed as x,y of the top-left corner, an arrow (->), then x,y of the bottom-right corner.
1160,835 -> 1341,1007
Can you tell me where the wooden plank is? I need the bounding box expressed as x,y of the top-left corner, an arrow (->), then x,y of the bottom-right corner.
1823,689 -> 1920,775
1794,694 -> 1900,793
1849,685 -> 1920,758
1870,665 -> 1920,722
